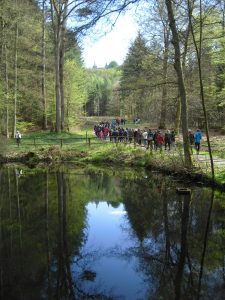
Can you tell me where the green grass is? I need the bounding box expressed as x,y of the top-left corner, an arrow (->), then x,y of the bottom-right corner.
2,124 -> 225,186
6,129 -> 99,153
215,170 -> 225,183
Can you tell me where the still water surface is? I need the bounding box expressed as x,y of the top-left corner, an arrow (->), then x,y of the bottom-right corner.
0,165 -> 225,300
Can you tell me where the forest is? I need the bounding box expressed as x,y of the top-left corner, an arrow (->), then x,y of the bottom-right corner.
1,2 -> 225,297
1,0 -> 225,166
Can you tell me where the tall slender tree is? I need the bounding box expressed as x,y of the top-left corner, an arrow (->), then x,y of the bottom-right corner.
41,0 -> 47,130
165,0 -> 192,168
12,20 -> 18,138
187,0 -> 214,179
157,0 -> 170,129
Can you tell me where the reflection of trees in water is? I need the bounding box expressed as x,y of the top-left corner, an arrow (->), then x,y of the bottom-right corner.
0,167 -> 225,299
73,253 -> 120,299
0,167 -> 120,300
120,175 -> 225,299
55,171 -> 114,299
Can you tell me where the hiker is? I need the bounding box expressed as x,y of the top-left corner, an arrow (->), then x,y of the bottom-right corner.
137,129 -> 142,145
194,129 -> 202,154
188,129 -> 195,153
116,117 -> 120,125
103,127 -> 109,139
164,130 -> 172,151
99,130 -> 104,141
156,130 -> 164,152
142,129 -> 148,148
147,129 -> 154,150
128,129 -> 133,143
171,130 -> 176,148
153,130 -> 158,150
15,130 -> 22,146
133,129 -> 138,144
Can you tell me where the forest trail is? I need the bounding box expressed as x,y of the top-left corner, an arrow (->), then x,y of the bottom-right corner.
192,154 -> 225,166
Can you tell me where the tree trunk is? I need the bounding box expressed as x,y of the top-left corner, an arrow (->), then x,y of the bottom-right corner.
175,94 -> 181,134
60,2 -> 68,130
55,29 -> 62,133
188,0 -> 214,179
5,45 -> 9,138
159,29 -> 169,129
1,20 -> 9,138
12,22 -> 18,138
60,45 -> 65,130
175,23 -> 191,135
3,33 -> 9,138
165,0 -> 192,168
41,0 -> 47,130
50,0 -> 68,132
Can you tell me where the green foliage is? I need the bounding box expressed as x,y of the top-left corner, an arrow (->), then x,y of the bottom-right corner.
215,169 -> 225,183
106,61 -> 119,69
64,59 -> 87,130
119,33 -> 164,120
15,120 -> 35,133
0,0 -> 55,134
85,67 -> 121,116
0,0 -> 87,135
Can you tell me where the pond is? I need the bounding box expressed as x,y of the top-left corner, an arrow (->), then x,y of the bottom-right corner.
0,165 -> 225,300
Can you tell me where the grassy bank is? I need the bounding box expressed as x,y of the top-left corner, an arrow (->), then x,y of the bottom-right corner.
1,129 -> 224,190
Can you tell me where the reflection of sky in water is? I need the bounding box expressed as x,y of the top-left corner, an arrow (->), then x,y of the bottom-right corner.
73,202 -> 148,300
85,202 -> 130,249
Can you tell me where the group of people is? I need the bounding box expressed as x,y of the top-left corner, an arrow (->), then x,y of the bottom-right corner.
94,121 -> 203,154
111,117 -> 127,127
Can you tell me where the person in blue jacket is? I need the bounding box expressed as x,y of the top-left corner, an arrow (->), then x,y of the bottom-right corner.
194,129 -> 202,154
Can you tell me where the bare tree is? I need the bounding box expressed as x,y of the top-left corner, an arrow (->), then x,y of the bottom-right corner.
157,0 -> 170,129
41,0 -> 47,130
165,0 -> 192,168
12,21 -> 18,138
187,0 -> 215,179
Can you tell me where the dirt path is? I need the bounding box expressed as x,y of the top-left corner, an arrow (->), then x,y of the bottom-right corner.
193,154 -> 225,166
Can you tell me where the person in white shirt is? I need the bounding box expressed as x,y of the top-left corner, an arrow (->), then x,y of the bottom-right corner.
142,130 -> 148,148
15,130 -> 22,146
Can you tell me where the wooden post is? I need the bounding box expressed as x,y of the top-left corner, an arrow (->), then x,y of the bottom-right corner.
86,131 -> 88,143
88,138 -> 91,147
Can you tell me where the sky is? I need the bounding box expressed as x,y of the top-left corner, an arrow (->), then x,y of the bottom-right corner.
82,13 -> 139,68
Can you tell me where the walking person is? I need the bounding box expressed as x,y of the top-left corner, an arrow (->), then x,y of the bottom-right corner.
156,130 -> 164,152
153,130 -> 158,150
171,130 -> 176,149
15,130 -> 22,146
164,130 -> 172,151
188,129 -> 195,154
147,129 -> 154,150
133,129 -> 138,145
194,129 -> 202,154
128,129 -> 133,143
142,129 -> 148,148
137,129 -> 142,145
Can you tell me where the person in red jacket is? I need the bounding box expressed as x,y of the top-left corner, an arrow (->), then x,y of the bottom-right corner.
156,130 -> 164,152
104,127 -> 109,139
